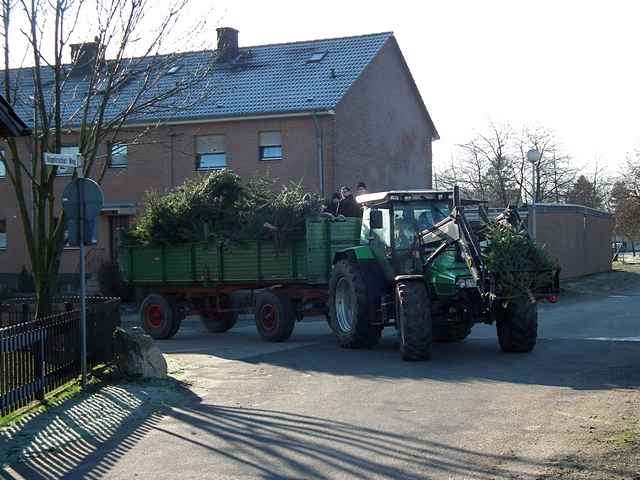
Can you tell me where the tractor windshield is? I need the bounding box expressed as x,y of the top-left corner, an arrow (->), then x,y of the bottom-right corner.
391,201 -> 451,250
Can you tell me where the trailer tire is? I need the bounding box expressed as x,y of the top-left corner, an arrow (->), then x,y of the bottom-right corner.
396,281 -> 432,361
496,300 -> 538,353
168,302 -> 185,337
201,312 -> 237,334
329,260 -> 382,349
140,294 -> 181,340
433,323 -> 472,343
255,291 -> 296,342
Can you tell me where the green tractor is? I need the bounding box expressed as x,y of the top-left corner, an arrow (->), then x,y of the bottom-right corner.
327,188 -> 559,361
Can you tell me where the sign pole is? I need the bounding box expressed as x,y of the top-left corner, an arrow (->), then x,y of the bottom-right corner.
77,157 -> 87,387
61,158 -> 103,391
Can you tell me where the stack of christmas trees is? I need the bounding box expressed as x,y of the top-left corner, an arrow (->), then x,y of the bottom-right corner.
128,170 -> 322,246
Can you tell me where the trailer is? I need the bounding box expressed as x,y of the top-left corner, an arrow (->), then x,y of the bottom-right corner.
119,216 -> 361,341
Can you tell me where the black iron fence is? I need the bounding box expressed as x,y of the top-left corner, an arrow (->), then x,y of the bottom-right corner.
0,297 -> 120,417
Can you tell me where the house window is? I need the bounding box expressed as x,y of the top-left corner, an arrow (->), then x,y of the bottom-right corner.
58,145 -> 78,176
0,219 -> 6,249
109,143 -> 128,168
259,131 -> 282,160
0,150 -> 5,178
196,135 -> 226,170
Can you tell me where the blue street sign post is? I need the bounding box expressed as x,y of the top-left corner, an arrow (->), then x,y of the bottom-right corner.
61,175 -> 104,387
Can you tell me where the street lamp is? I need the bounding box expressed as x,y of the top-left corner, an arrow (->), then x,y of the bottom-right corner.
526,148 -> 541,240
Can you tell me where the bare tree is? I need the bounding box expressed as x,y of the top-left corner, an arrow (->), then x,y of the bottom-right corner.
514,126 -> 577,204
436,123 -> 577,208
0,0 -> 210,315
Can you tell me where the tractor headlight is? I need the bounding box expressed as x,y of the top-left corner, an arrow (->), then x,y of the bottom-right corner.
456,277 -> 476,289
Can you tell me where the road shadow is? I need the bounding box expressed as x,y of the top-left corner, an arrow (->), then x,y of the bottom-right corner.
241,334 -> 640,391
154,403 -> 632,480
4,388 -> 634,480
158,316 -> 640,391
0,379 -> 198,480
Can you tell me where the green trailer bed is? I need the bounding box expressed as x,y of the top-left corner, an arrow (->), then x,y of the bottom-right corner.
119,217 -> 362,287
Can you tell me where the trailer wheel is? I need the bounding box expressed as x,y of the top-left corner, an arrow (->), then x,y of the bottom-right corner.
168,302 -> 186,338
496,300 -> 538,353
328,259 -> 382,349
396,281 -> 432,361
140,294 -> 181,340
201,311 -> 237,333
255,291 -> 295,342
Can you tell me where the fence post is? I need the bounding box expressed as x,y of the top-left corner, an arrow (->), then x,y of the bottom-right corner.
22,303 -> 29,323
34,328 -> 45,401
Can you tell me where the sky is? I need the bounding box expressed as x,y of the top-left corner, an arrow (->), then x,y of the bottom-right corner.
6,0 -> 640,176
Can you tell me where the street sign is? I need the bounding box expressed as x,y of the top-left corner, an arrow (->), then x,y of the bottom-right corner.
61,178 -> 104,246
44,152 -> 79,168
60,177 -> 104,389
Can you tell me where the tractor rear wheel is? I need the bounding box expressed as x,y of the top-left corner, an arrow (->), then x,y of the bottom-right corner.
329,259 -> 382,349
255,291 -> 296,342
396,282 -> 432,361
140,293 -> 181,339
496,300 -> 538,353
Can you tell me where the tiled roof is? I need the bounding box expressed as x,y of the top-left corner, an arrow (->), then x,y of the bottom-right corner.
6,32 -> 393,127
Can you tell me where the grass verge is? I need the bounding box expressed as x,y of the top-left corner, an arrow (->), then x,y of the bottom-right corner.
0,364 -> 113,429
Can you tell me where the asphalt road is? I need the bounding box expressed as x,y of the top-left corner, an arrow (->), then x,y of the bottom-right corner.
7,289 -> 640,479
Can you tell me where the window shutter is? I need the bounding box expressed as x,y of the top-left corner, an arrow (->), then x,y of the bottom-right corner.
259,131 -> 281,147
196,135 -> 225,153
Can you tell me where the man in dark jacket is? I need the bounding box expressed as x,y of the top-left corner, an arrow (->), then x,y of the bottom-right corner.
337,186 -> 362,218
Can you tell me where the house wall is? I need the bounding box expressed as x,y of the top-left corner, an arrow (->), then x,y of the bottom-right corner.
533,205 -> 614,280
0,114 -> 334,286
333,37 -> 435,193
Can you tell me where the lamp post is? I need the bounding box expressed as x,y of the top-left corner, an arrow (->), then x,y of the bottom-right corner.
526,148 -> 541,240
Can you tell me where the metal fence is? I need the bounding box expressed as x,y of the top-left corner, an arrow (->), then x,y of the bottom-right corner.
0,297 -> 120,417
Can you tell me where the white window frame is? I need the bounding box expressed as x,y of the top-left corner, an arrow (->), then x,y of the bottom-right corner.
259,131 -> 283,161
196,134 -> 226,170
109,143 -> 128,168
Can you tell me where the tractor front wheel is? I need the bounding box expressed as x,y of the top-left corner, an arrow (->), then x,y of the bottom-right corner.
496,300 -> 538,353
396,281 -> 432,361
255,291 -> 296,342
140,294 -> 182,339
329,260 -> 382,349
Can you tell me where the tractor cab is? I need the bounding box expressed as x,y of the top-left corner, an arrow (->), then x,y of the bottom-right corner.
356,190 -> 480,280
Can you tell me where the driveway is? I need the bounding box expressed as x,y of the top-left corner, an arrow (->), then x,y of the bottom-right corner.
4,287 -> 640,479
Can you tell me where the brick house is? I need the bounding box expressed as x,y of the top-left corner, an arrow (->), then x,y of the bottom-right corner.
0,28 -> 438,288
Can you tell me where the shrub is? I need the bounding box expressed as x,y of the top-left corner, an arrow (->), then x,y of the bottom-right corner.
97,260 -> 134,301
17,266 -> 35,293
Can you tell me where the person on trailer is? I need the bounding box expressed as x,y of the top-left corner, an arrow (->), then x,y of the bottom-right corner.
337,186 -> 362,218
324,192 -> 341,216
356,181 -> 368,197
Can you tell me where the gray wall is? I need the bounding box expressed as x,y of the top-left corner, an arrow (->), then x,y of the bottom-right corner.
532,204 -> 614,280
333,37 -> 436,192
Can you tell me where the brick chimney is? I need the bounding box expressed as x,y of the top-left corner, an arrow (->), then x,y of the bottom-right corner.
216,27 -> 239,62
70,37 -> 102,75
